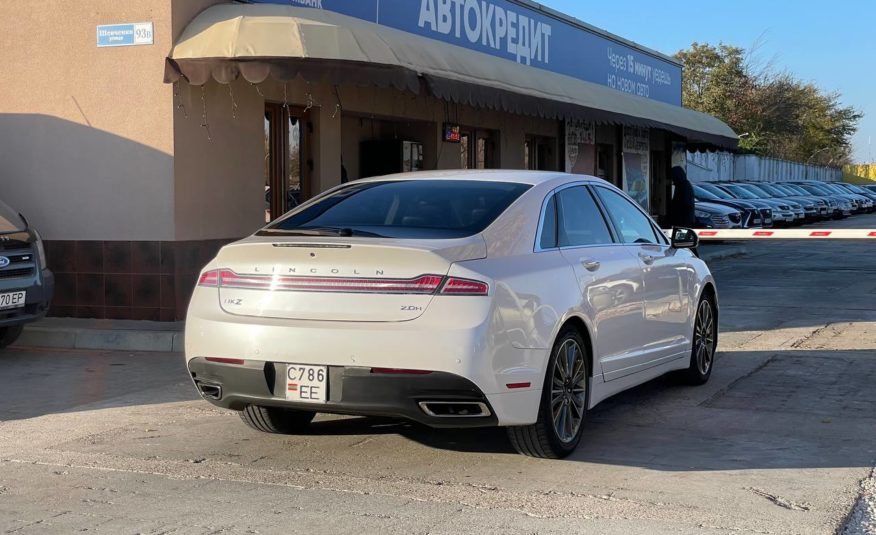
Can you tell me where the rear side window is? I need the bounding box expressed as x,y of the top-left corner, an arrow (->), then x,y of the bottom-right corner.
268,180 -> 531,239
556,187 -> 613,247
593,187 -> 660,245
539,196 -> 558,249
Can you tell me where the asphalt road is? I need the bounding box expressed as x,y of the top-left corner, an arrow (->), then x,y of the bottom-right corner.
2,214 -> 876,534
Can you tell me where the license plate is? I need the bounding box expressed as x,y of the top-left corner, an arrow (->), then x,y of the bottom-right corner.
0,290 -> 25,310
285,364 -> 328,404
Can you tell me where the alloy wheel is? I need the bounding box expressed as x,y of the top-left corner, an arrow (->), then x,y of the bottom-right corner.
550,339 -> 587,443
694,300 -> 716,375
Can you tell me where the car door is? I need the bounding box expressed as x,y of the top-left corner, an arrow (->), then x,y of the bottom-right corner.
547,184 -> 647,381
592,186 -> 695,372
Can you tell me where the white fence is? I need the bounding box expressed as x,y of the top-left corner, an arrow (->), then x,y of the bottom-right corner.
686,152 -> 842,183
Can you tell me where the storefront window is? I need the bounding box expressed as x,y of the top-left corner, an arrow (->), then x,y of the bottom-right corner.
288,117 -> 302,210
460,133 -> 471,169
459,130 -> 497,170
477,138 -> 488,169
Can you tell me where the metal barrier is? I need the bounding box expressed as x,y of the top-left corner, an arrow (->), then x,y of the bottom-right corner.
674,229 -> 876,240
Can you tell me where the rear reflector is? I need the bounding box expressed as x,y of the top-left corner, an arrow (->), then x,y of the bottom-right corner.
440,277 -> 490,296
205,357 -> 246,365
197,269 -> 489,296
506,382 -> 531,389
370,368 -> 433,375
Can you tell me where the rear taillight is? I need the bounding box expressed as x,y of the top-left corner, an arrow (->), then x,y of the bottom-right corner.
198,269 -> 489,296
198,270 -> 219,287
440,277 -> 490,296
198,269 -> 444,294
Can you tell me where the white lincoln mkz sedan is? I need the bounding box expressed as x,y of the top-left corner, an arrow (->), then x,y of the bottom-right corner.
185,171 -> 718,458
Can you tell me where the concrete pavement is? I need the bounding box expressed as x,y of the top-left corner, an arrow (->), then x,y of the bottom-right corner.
1,213 -> 876,534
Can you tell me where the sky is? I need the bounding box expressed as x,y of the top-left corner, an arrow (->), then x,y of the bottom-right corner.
542,0 -> 876,163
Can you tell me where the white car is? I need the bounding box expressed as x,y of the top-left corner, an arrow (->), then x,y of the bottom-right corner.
185,171 -> 718,458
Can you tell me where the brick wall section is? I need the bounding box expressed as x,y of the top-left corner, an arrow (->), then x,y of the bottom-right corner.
44,239 -> 232,321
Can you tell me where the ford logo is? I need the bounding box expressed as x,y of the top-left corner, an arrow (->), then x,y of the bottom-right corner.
0,256 -> 8,269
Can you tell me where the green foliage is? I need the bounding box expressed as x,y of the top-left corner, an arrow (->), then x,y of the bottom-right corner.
844,164 -> 876,184
674,43 -> 862,166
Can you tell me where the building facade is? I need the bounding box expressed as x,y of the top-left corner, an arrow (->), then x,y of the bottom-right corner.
0,0 -> 736,321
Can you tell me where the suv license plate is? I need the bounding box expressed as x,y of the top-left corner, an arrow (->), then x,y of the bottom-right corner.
285,364 -> 328,404
0,290 -> 25,310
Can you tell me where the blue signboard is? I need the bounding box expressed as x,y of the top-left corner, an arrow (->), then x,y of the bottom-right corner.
97,22 -> 154,48
247,0 -> 682,105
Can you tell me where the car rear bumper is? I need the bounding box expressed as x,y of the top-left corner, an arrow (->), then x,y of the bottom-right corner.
0,269 -> 53,327
185,289 -> 545,426
188,357 -> 500,428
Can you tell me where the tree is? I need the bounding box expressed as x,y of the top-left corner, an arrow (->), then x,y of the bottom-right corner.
674,43 -> 862,166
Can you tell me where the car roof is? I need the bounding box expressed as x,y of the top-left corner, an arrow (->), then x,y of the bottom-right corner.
353,169 -> 603,187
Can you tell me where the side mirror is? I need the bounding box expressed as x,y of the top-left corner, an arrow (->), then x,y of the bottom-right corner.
671,227 -> 699,249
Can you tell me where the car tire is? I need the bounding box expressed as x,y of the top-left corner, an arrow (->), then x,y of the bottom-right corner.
239,405 -> 316,434
507,328 -> 590,459
0,325 -> 24,350
681,293 -> 718,386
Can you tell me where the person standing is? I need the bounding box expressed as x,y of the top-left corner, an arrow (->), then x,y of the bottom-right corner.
669,166 -> 696,228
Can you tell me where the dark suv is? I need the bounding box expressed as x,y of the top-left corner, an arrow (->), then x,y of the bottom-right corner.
0,200 -> 53,348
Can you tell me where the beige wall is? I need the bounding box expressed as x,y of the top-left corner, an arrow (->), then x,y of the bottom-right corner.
0,0 -> 177,241
172,79 -> 265,241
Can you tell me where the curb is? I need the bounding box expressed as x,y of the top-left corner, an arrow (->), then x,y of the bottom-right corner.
16,323 -> 184,353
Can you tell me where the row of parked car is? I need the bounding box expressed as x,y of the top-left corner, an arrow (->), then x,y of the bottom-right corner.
693,181 -> 876,229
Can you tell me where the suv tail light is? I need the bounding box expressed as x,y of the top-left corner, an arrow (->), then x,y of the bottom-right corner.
197,270 -> 489,296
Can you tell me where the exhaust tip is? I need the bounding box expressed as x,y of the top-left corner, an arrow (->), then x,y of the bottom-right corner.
197,382 -> 222,400
418,401 -> 491,418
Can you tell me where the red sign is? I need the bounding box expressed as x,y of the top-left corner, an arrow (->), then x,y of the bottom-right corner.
443,123 -> 461,143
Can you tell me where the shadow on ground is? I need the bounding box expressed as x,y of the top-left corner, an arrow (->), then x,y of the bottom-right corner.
206,348 -> 876,472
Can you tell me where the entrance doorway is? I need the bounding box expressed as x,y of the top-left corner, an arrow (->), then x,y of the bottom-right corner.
525,135 -> 557,171
596,143 -> 616,185
459,129 -> 499,169
264,103 -> 311,222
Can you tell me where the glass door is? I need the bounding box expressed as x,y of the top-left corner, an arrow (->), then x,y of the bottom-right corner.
264,103 -> 309,222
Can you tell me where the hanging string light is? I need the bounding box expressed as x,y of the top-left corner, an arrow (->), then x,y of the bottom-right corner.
228,83 -> 238,120
173,81 -> 188,118
303,82 -> 314,113
332,85 -> 343,119
252,83 -> 265,99
200,85 -> 212,142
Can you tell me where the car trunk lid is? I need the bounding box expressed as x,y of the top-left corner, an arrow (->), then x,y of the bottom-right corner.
213,235 -> 486,322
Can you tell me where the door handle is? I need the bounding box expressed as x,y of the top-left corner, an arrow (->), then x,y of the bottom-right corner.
639,253 -> 657,265
580,258 -> 601,272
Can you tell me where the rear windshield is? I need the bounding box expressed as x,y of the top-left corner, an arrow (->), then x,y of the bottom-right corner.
0,199 -> 24,233
266,180 -> 531,239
